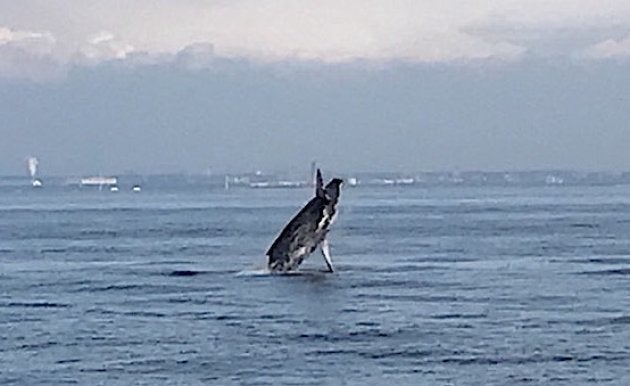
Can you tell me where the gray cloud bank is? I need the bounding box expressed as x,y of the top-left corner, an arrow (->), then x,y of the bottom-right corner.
1,60 -> 629,175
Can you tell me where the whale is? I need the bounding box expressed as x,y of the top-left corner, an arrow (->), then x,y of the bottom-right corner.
266,169 -> 343,273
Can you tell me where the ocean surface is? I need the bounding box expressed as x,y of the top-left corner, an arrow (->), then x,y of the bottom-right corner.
2,184 -> 630,385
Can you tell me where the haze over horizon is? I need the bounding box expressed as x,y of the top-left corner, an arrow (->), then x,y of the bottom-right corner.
1,1 -> 630,176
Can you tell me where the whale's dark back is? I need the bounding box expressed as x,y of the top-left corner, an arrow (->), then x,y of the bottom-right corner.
266,196 -> 328,270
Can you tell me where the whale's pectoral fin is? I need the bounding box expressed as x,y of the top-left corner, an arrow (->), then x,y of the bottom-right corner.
315,169 -> 325,198
321,238 -> 334,273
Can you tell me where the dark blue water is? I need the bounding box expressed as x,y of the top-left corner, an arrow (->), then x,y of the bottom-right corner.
2,185 -> 630,385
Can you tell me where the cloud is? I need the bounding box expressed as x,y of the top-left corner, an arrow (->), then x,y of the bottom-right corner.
80,30 -> 134,62
583,37 -> 630,59
0,26 -> 56,53
75,0 -> 528,63
1,0 -> 630,79
0,26 -> 51,44
0,26 -> 64,80
0,25 -> 135,79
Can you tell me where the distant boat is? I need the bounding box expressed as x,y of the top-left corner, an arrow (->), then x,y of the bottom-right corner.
81,176 -> 118,186
32,179 -> 43,188
109,185 -> 119,192
132,185 -> 141,192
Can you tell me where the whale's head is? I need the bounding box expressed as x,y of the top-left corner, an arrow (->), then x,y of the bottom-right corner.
324,178 -> 343,205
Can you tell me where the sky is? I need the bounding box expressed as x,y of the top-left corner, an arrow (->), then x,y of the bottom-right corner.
1,1 -> 630,175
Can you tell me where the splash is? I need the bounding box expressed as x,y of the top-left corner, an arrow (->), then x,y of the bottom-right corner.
27,157 -> 38,179
235,268 -> 272,277
235,267 -> 331,277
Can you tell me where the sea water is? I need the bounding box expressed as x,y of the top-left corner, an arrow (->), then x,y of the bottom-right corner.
1,185 -> 630,385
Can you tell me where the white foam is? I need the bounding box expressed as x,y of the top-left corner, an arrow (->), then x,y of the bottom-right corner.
235,268 -> 272,277
235,267 -> 331,277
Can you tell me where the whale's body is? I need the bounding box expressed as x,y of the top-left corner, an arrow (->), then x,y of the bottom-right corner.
266,170 -> 342,272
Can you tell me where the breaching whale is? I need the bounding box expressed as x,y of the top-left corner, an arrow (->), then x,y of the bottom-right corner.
266,169 -> 343,273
